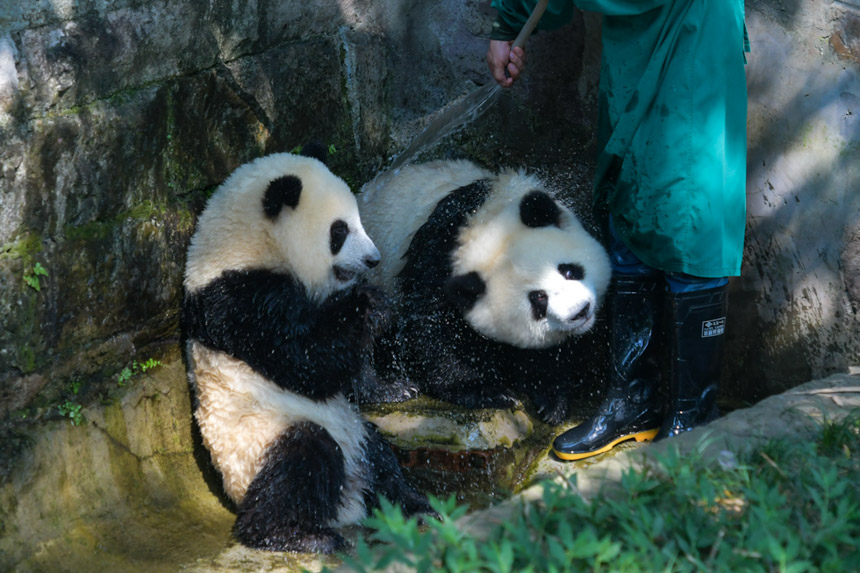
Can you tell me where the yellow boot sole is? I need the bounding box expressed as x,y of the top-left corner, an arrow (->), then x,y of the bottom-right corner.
553,427 -> 660,461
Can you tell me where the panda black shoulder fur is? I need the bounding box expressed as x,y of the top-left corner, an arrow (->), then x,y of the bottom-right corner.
180,147 -> 431,554
359,159 -> 612,425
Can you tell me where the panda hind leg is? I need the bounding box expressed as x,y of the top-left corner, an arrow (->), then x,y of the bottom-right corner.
233,421 -> 348,554
362,422 -> 436,519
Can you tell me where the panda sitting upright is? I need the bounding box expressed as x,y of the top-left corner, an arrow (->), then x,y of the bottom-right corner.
359,160 -> 611,425
180,147 -> 431,554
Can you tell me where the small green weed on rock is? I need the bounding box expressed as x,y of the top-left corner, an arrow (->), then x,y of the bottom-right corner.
57,400 -> 84,426
57,380 -> 86,426
117,357 -> 163,387
23,262 -> 49,292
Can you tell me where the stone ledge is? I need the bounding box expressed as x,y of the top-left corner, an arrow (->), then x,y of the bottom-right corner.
459,371 -> 860,540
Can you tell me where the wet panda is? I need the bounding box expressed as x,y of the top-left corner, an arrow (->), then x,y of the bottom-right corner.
180,148 -> 431,554
360,160 -> 612,425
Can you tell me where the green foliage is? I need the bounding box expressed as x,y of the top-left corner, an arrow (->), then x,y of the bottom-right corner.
55,380 -> 86,426
816,410 -> 860,458
337,410 -> 860,572
58,400 -> 84,426
117,357 -> 163,387
139,357 -> 163,372
23,262 -> 49,291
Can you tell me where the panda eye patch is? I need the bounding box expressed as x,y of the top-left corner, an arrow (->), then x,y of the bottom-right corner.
528,290 -> 548,320
558,263 -> 585,281
520,190 -> 561,228
330,220 -> 349,255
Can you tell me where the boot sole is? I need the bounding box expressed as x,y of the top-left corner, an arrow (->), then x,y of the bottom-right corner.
552,427 -> 660,461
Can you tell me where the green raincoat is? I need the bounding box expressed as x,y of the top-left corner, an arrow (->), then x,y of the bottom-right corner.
491,0 -> 749,277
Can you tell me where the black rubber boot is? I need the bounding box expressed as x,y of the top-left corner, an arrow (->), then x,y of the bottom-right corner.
552,275 -> 664,461
655,285 -> 728,440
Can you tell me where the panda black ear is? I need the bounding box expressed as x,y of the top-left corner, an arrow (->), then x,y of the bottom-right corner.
444,272 -> 486,313
520,190 -> 561,228
263,175 -> 302,219
299,141 -> 329,164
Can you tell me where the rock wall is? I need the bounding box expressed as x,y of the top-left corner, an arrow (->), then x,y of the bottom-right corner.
731,1 -> 860,399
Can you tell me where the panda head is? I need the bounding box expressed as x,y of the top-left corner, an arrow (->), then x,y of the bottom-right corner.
184,149 -> 380,302
446,172 -> 611,349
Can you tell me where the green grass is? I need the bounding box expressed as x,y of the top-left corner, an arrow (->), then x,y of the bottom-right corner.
334,410 -> 860,572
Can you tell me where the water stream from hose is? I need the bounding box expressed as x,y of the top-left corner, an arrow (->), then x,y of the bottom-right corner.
361,0 -> 548,199
386,82 -> 502,175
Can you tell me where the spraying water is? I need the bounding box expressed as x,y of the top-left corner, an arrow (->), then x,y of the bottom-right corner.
361,0 -> 548,200
386,83 -> 502,175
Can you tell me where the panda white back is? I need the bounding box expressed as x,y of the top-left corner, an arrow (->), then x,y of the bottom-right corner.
359,159 -> 491,289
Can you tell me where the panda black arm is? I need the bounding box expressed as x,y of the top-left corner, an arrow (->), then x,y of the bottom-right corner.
395,179 -> 488,388
395,180 -> 517,408
181,269 -> 372,400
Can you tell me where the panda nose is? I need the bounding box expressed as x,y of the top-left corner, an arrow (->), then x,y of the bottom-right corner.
571,302 -> 591,321
364,255 -> 380,269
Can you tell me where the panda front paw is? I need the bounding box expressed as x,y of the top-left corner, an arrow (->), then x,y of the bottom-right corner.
473,392 -> 521,411
355,284 -> 392,338
350,361 -> 417,404
355,378 -> 419,404
433,389 -> 521,411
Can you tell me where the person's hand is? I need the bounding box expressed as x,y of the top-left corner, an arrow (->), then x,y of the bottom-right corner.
486,40 -> 526,88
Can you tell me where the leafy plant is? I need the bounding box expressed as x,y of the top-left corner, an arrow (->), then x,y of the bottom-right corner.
334,409 -> 860,572
816,410 -> 859,458
58,400 -> 84,426
139,357 -> 163,372
23,262 -> 48,292
117,366 -> 134,387
117,357 -> 163,387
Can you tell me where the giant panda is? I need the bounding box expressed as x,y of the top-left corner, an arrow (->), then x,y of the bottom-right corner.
359,159 -> 612,425
180,148 -> 431,554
